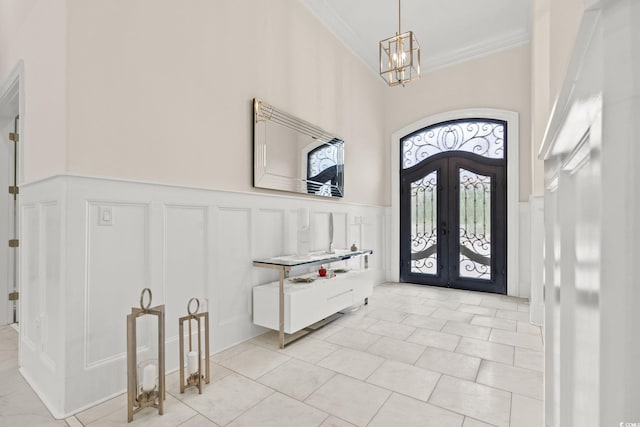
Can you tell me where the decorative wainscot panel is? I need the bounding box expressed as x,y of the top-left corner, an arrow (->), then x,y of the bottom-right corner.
18,174 -> 389,418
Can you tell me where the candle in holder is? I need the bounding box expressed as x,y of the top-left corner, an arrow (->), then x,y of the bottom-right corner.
187,351 -> 198,374
142,363 -> 156,391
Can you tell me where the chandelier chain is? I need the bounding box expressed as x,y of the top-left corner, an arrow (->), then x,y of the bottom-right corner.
398,0 -> 401,35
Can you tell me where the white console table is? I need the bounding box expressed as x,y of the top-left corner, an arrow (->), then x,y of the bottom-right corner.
252,249 -> 373,348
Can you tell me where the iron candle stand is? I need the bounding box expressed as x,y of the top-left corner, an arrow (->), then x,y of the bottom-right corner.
126,288 -> 166,422
179,297 -> 210,394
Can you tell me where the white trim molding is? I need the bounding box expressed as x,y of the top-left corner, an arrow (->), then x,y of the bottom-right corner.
390,108 -> 521,297
529,195 -> 544,325
298,0 -> 530,79
0,60 -> 25,184
0,61 -> 24,326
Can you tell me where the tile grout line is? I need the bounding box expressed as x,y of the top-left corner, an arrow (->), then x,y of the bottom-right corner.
474,373 -> 543,402
363,389 -> 394,427
508,391 -> 513,427
196,374 -> 277,426
315,414 -> 331,427
473,358 -> 483,383
423,374 -> 478,424
424,372 -> 444,403
175,413 -> 206,426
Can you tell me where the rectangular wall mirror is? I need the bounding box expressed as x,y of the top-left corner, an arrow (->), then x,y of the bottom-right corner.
253,98 -> 344,198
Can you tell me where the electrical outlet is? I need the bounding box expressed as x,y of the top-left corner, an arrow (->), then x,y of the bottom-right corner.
99,206 -> 114,226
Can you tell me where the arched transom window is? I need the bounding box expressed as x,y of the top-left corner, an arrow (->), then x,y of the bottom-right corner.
402,119 -> 506,169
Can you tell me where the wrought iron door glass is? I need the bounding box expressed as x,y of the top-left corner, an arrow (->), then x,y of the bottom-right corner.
459,168 -> 491,280
307,140 -> 344,197
410,171 -> 438,274
402,120 -> 504,169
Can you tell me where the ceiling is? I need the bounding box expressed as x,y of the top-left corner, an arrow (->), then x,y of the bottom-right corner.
298,0 -> 532,77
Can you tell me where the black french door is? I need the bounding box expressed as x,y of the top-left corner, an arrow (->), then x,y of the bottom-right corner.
400,152 -> 506,294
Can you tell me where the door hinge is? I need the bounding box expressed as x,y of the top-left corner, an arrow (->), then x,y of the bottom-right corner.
8,186 -> 18,195
8,239 -> 18,248
8,291 -> 18,301
8,132 -> 19,142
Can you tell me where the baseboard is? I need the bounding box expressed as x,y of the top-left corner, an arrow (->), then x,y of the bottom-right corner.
18,367 -> 65,420
530,302 -> 544,326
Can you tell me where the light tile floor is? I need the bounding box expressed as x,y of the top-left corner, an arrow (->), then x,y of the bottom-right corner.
0,283 -> 544,426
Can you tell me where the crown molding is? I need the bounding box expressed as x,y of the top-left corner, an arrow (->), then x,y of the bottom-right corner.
423,30 -> 530,72
298,0 -> 531,81
298,0 -> 380,79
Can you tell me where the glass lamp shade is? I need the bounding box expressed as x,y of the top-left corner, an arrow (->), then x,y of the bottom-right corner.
379,31 -> 421,86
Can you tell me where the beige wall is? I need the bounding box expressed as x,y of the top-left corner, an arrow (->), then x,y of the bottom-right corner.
0,0 -> 67,182
531,0 -> 550,196
383,44 -> 532,202
65,0 -> 387,206
1,1 -> 543,206
549,0 -> 585,102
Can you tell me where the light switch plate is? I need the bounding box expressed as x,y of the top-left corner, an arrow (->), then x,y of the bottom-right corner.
99,206 -> 114,226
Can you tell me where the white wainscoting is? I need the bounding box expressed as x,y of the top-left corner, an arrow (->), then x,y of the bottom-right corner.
18,177 -> 66,416
516,197 -> 544,326
528,196 -> 544,326
518,201 -> 531,300
18,175 -> 389,417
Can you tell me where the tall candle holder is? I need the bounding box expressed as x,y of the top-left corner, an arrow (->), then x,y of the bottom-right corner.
126,288 -> 166,422
179,297 -> 210,394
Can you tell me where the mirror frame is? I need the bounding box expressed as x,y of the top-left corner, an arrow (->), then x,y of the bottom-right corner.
253,98 -> 344,198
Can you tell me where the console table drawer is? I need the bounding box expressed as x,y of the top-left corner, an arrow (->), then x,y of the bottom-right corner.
253,269 -> 374,334
252,249 -> 374,347
288,283 -> 353,332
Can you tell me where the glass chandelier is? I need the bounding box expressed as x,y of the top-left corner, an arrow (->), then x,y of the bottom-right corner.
379,0 -> 421,87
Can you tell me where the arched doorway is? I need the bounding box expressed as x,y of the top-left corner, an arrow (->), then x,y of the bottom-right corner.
399,119 -> 507,294
390,109 -> 520,296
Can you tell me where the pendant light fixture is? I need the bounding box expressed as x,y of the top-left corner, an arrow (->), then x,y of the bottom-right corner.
379,0 -> 421,86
